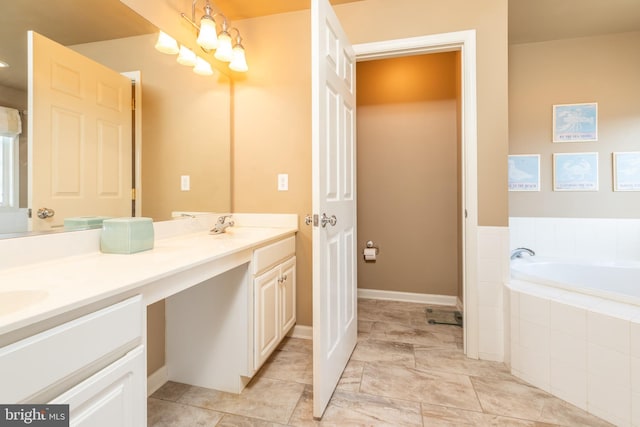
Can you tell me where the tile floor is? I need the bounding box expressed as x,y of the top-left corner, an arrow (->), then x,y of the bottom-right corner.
148,298 -> 612,426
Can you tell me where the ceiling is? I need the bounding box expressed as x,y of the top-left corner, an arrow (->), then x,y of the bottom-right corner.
1,0 -> 639,91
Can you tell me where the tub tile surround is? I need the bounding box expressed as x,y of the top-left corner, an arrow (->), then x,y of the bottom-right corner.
509,282 -> 640,426
476,226 -> 510,362
509,216 -> 640,261
508,217 -> 640,426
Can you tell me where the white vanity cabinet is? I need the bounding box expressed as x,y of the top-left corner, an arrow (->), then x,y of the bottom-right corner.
0,295 -> 144,425
253,236 -> 296,369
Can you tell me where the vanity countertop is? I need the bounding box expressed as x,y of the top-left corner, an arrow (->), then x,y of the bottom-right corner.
0,217 -> 297,337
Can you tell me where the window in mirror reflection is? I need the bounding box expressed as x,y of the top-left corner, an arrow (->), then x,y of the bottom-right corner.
0,135 -> 18,208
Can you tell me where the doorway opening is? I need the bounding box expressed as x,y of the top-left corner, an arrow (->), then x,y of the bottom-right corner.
353,30 -> 479,357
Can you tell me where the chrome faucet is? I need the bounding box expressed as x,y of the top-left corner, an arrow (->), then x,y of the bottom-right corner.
210,215 -> 235,234
510,247 -> 535,260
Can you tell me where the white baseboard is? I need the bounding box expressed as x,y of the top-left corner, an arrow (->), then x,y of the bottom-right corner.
456,297 -> 463,311
288,324 -> 312,340
358,288 -> 458,306
147,365 -> 168,397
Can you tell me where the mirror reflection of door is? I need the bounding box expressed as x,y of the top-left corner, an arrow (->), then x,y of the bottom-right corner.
28,31 -> 132,231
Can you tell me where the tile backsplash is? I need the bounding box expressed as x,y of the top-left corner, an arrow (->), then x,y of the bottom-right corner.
509,217 -> 640,261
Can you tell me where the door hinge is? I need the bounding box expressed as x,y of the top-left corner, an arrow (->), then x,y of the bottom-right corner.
464,209 -> 468,219
28,208 -> 32,218
131,188 -> 136,201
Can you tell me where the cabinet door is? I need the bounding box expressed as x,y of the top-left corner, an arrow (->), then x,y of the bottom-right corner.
280,257 -> 296,336
254,266 -> 280,369
50,346 -> 145,427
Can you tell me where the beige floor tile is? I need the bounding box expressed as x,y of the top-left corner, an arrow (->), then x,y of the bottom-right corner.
277,337 -> 313,355
177,378 -> 304,424
415,346 -> 512,379
538,398 -> 614,426
421,403 -> 561,426
216,414 -> 289,426
151,381 -> 191,402
336,359 -> 365,392
289,385 -> 423,426
369,321 -> 459,348
360,362 -> 483,412
147,397 -> 223,427
471,376 -> 552,420
259,349 -> 313,384
148,298 -> 611,427
350,339 -> 415,367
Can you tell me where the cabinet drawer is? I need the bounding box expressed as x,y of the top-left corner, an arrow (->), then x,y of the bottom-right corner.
252,236 -> 295,275
0,295 -> 142,403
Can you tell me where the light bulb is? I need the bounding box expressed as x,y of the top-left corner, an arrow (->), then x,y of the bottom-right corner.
197,16 -> 218,50
176,46 -> 197,66
155,31 -> 179,55
193,57 -> 214,76
229,45 -> 248,72
214,31 -> 233,62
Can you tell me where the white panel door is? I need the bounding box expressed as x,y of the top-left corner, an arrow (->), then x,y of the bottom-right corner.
28,31 -> 132,231
311,0 -> 357,418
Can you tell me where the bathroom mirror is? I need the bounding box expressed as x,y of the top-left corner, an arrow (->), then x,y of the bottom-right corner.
0,0 -> 232,237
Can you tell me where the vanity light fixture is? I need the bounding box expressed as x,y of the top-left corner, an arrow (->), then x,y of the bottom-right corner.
193,56 -> 214,76
229,30 -> 248,72
154,31 -> 179,54
179,0 -> 248,72
176,46 -> 197,66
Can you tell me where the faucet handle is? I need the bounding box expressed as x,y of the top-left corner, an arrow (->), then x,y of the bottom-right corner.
218,215 -> 232,223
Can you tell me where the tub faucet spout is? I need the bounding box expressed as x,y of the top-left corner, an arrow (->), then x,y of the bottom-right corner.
511,247 -> 535,260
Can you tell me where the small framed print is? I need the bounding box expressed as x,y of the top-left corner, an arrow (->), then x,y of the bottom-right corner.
613,152 -> 640,191
553,103 -> 598,143
508,154 -> 540,191
553,152 -> 599,191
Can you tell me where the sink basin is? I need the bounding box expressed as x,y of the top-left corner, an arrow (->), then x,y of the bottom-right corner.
210,227 -> 276,240
0,290 -> 49,316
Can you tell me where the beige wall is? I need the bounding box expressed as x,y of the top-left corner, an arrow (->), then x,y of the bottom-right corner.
509,31 -> 640,218
234,0 -> 508,325
356,53 -> 460,296
232,10 -> 314,325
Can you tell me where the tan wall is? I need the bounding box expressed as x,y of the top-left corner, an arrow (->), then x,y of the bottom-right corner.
336,0 -> 509,227
232,10 -> 313,325
356,53 -> 459,296
509,31 -> 640,218
74,33 -> 232,375
234,0 -> 508,325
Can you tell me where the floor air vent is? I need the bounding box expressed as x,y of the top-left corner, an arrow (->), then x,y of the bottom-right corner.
425,308 -> 463,327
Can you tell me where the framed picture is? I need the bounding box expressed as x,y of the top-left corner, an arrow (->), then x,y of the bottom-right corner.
508,154 -> 540,191
613,152 -> 640,191
552,103 -> 598,143
553,152 -> 599,191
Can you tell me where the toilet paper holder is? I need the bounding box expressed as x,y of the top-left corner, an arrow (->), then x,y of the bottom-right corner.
363,240 -> 379,261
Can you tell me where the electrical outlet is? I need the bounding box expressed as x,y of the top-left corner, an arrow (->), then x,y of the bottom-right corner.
278,174 -> 288,191
181,175 -> 190,191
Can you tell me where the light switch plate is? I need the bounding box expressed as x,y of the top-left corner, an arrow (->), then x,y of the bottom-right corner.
278,174 -> 288,191
181,175 -> 190,191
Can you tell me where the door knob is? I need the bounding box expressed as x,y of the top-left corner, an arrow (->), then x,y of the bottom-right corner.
37,207 -> 55,219
320,213 -> 337,228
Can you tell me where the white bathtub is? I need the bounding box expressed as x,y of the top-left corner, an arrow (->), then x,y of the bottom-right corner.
510,256 -> 640,306
507,256 -> 640,427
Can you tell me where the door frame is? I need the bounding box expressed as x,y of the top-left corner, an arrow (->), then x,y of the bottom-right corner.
353,30 -> 479,358
121,71 -> 142,217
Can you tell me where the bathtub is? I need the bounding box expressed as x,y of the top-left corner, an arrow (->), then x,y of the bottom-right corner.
510,256 -> 640,306
507,256 -> 640,427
